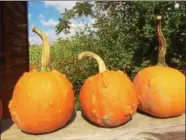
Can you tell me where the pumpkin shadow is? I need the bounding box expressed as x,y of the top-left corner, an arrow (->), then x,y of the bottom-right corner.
80,110 -> 133,129
0,119 -> 14,134
137,109 -> 183,119
22,110 -> 77,135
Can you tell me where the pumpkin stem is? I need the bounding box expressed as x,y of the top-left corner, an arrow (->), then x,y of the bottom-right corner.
156,16 -> 167,66
32,25 -> 50,71
78,51 -> 107,73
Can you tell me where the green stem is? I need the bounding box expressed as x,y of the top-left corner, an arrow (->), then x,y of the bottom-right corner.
78,51 -> 107,73
156,16 -> 167,66
32,26 -> 50,71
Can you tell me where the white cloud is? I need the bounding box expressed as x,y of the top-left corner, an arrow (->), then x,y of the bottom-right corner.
29,17 -> 97,45
40,14 -> 45,19
29,1 -> 97,45
175,3 -> 180,9
29,34 -> 42,45
43,1 -> 77,13
29,20 -> 85,45
28,14 -> 31,20
70,19 -> 84,29
87,17 -> 96,25
29,29 -> 69,45
41,19 -> 59,27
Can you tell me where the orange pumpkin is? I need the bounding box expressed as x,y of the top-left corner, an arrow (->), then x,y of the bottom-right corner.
133,16 -> 185,118
78,52 -> 139,127
8,26 -> 74,134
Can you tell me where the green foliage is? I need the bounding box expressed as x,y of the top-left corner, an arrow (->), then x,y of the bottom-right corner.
29,45 -> 42,70
55,1 -> 94,34
30,1 -> 186,110
55,1 -> 185,73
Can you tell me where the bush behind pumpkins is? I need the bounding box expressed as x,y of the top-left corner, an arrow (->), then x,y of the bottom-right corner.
29,34 -> 185,111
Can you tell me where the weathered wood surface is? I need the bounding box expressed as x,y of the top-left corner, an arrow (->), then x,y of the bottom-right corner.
0,1 -> 29,118
1,111 -> 185,140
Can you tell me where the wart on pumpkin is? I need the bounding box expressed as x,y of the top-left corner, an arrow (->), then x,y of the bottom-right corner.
78,51 -> 139,128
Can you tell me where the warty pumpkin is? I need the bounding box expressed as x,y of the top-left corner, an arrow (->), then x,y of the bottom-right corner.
133,16 -> 185,118
78,51 -> 139,127
8,26 -> 74,134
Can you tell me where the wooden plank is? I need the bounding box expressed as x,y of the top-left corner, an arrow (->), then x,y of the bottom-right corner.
6,35 -> 27,47
3,21 -> 26,38
1,1 -> 28,53
0,70 -> 3,86
0,2 -> 4,53
1,111 -> 185,140
2,64 -> 27,78
4,13 -> 26,27
6,41 -> 27,53
1,51 -> 27,67
0,52 -> 28,70
5,58 -> 28,68
14,2 -> 25,16
0,80 -> 17,98
0,57 -> 5,69
24,1 -> 29,72
3,8 -> 27,53
5,19 -> 27,40
0,52 -> 28,57
7,30 -> 27,40
0,97 -> 12,119
0,65 -> 26,98
5,45 -> 25,53
4,2 -> 25,20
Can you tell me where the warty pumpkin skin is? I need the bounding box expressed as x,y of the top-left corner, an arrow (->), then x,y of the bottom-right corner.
78,52 -> 139,127
133,16 -> 185,118
8,26 -> 74,134
9,70 -> 74,134
133,66 -> 185,117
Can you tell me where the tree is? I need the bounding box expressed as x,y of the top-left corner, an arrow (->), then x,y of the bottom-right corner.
56,1 -> 186,78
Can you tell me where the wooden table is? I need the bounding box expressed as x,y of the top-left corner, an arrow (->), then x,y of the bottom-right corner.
1,111 -> 185,140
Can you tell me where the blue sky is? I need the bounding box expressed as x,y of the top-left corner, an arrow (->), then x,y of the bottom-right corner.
28,1 -> 95,45
28,2 -> 180,45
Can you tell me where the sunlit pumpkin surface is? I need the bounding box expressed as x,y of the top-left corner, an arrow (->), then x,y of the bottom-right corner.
133,66 -> 185,118
80,70 -> 139,127
8,26 -> 75,134
133,16 -> 185,118
9,70 -> 74,134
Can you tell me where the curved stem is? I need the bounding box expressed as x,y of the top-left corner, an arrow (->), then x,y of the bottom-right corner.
32,26 -> 50,71
78,51 -> 107,73
156,16 -> 167,66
